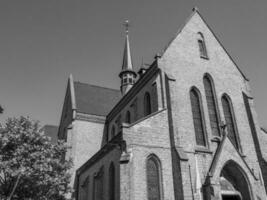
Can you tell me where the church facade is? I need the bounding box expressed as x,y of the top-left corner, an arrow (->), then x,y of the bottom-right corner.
57,8 -> 267,200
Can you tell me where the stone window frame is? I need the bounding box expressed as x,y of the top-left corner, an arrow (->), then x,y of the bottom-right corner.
93,166 -> 104,200
144,92 -> 152,116
80,175 -> 90,200
146,154 -> 163,200
197,32 -> 209,59
221,93 -> 242,152
190,86 -> 209,148
125,110 -> 131,124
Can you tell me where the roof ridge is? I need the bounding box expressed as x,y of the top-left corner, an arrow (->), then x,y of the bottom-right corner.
195,10 -> 249,81
74,81 -> 120,92
161,8 -> 197,55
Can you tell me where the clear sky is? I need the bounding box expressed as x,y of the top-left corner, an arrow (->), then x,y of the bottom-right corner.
0,0 -> 266,128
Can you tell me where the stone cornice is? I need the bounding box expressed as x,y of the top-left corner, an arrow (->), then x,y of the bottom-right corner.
76,112 -> 106,124
121,108 -> 167,128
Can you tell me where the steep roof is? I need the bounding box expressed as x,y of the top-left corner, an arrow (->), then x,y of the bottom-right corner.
73,81 -> 121,116
121,34 -> 133,72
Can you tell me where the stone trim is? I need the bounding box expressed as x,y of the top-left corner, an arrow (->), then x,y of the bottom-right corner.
76,112 -> 106,123
176,147 -> 189,161
122,108 -> 167,128
127,143 -> 170,150
207,132 -> 258,180
195,147 -> 213,154
69,74 -> 77,111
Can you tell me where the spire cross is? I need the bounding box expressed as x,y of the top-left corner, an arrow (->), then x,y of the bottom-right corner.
123,20 -> 130,34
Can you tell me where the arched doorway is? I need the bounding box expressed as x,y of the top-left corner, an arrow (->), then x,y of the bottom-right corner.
220,161 -> 251,200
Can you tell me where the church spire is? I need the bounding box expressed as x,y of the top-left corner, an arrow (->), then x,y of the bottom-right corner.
122,20 -> 133,71
119,20 -> 137,95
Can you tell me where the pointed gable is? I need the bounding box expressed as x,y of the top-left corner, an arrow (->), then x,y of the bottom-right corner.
208,135 -> 258,181
58,75 -> 75,140
74,82 -> 121,116
160,9 -> 248,81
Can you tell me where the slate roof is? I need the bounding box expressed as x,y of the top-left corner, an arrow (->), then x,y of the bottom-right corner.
42,125 -> 58,144
74,81 -> 121,116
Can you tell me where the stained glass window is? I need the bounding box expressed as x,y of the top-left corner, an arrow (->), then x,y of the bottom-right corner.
147,156 -> 161,200
109,163 -> 115,200
125,111 -> 131,124
190,88 -> 206,146
144,92 -> 152,116
203,75 -> 220,136
222,95 -> 239,149
94,168 -> 103,200
198,32 -> 208,58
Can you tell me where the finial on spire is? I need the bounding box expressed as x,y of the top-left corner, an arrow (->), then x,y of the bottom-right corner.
192,6 -> 199,12
124,20 -> 130,34
119,19 -> 136,95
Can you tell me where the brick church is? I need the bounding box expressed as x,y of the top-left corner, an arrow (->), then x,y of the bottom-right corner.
57,8 -> 267,200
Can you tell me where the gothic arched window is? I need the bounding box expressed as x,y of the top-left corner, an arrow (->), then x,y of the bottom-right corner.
144,92 -> 152,116
221,95 -> 239,149
109,163 -> 115,200
147,155 -> 162,200
197,32 -> 208,59
125,111 -> 131,124
203,75 -> 220,136
80,176 -> 89,200
93,167 -> 104,200
111,125 -> 115,139
190,88 -> 207,146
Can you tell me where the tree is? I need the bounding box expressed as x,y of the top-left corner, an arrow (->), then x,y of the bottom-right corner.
0,116 -> 72,200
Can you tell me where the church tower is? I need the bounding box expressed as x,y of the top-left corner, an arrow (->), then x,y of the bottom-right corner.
119,20 -> 137,95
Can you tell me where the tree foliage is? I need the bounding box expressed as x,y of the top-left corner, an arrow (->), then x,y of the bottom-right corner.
0,116 -> 72,200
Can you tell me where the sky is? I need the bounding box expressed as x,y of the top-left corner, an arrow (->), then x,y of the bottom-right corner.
0,0 -> 266,128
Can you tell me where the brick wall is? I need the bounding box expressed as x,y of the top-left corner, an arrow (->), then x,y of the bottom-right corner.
74,10 -> 267,200
69,117 -> 105,188
107,72 -> 162,142
158,11 -> 267,199
78,147 -> 121,200
122,109 -> 176,200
